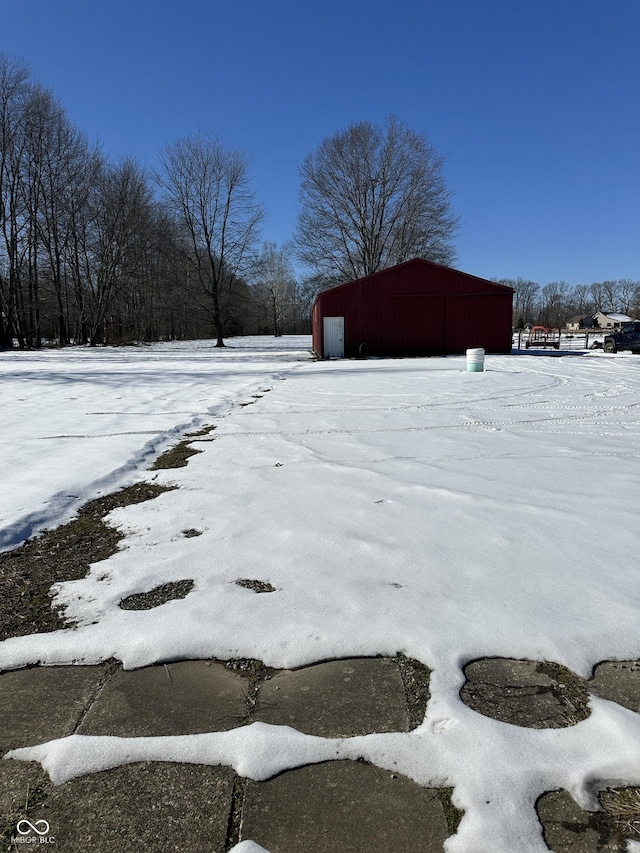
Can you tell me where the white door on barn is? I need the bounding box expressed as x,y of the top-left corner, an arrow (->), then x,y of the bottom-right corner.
323,316 -> 345,358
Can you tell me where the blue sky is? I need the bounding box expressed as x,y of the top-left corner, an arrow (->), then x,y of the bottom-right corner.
2,0 -> 638,286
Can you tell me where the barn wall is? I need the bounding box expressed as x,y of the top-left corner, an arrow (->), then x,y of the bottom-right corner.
312,259 -> 513,357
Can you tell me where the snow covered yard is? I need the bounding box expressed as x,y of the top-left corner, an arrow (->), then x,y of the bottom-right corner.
0,336 -> 312,550
2,337 -> 640,852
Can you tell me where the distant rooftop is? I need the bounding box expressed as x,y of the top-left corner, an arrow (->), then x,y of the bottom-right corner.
601,312 -> 634,322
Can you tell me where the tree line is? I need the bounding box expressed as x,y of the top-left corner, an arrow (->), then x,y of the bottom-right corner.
0,55 -> 316,348
497,278 -> 640,329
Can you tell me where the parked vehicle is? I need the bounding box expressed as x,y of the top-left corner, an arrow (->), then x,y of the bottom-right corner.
603,322 -> 640,354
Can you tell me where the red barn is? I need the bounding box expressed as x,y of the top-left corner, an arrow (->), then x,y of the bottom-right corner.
312,258 -> 513,358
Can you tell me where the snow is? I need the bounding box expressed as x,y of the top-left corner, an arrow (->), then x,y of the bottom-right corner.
604,313 -> 634,323
0,337 -> 311,550
2,337 -> 640,852
228,842 -> 272,853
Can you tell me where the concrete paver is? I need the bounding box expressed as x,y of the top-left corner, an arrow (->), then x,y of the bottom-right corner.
460,658 -> 587,728
590,661 -> 640,713
241,760 -> 449,853
0,758 -> 51,833
41,762 -> 235,853
536,790 -> 625,852
0,665 -> 106,752
78,661 -> 247,736
255,658 -> 408,737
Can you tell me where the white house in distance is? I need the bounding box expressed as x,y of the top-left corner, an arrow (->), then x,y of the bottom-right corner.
566,312 -> 635,331
593,312 -> 635,329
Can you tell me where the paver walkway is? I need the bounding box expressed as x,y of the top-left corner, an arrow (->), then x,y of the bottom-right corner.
1,656 -> 639,851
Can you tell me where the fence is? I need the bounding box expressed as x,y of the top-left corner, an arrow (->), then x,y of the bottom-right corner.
512,330 -> 605,352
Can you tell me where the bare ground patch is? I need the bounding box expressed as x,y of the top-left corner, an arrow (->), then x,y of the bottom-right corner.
119,580 -> 195,611
149,441 -> 202,469
0,483 -> 174,641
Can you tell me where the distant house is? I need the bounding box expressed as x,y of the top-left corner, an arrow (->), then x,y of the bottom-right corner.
311,258 -> 513,358
593,312 -> 634,329
565,315 -> 591,331
565,314 -> 596,332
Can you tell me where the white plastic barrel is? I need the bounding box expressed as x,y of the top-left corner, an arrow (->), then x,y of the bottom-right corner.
466,347 -> 485,372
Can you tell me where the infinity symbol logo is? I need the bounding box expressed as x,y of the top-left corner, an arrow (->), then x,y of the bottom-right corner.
16,819 -> 50,835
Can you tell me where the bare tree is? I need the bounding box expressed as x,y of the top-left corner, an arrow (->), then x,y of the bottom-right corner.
0,54 -> 31,347
539,281 -> 571,328
83,158 -> 155,345
34,97 -> 99,345
600,280 -> 622,314
0,55 -> 100,348
590,281 -> 609,315
253,242 -> 297,336
294,115 -> 459,285
494,277 -> 540,326
618,279 -> 640,316
155,135 -> 264,346
572,284 -> 594,316
589,279 -> 639,318
291,276 -> 317,333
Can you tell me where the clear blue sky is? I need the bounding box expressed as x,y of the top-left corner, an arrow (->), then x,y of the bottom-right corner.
2,0 -> 638,286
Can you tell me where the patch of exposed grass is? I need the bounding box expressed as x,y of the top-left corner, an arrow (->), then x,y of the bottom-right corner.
239,394 -> 265,408
184,425 -> 217,438
224,658 -> 275,724
235,579 -> 276,594
0,483 -> 173,641
150,440 -> 202,469
119,580 -> 195,611
600,786 -> 640,839
435,787 -> 465,835
396,653 -> 431,730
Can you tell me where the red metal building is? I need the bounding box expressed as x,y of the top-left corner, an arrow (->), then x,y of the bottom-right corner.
312,258 -> 513,358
